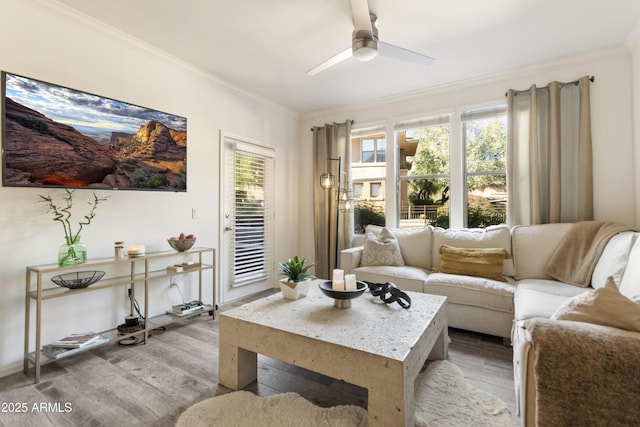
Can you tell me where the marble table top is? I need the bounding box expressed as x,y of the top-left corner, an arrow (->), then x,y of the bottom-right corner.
221,279 -> 447,362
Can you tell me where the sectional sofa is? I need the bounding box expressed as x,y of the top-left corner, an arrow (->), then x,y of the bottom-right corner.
340,222 -> 640,425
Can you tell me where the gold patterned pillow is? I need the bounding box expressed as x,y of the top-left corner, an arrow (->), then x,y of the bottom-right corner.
361,228 -> 405,266
438,244 -> 512,282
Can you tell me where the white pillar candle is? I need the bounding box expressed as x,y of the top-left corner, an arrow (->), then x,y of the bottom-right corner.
332,280 -> 345,291
345,274 -> 357,291
332,269 -> 344,282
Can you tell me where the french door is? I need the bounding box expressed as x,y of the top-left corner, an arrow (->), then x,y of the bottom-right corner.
220,133 -> 275,304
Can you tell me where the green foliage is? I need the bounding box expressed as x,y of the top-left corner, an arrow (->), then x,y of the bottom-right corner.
279,255 -> 314,283
354,200 -> 385,234
466,196 -> 506,228
407,125 -> 450,203
432,205 -> 450,228
39,189 -> 109,244
465,117 -> 507,190
431,197 -> 505,229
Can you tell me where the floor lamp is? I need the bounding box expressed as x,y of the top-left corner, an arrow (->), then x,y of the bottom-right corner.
320,157 -> 353,270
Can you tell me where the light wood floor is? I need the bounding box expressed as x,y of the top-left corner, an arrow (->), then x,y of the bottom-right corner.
0,290 -> 518,426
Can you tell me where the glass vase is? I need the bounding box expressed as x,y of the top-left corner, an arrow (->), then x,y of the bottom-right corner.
58,236 -> 87,266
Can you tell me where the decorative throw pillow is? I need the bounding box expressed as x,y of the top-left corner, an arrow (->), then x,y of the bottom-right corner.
591,232 -> 636,289
552,277 -> 640,333
438,244 -> 511,282
360,227 -> 405,267
619,237 -> 640,300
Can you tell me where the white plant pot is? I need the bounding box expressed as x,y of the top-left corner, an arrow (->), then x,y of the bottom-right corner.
279,278 -> 312,300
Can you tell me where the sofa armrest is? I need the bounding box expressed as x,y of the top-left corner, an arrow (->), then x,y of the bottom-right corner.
340,246 -> 363,273
520,318 -> 640,426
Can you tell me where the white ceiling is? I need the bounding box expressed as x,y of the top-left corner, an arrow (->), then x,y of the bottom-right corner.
54,0 -> 640,113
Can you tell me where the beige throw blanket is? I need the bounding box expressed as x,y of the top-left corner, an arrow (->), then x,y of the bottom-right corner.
526,318 -> 640,426
543,221 -> 635,287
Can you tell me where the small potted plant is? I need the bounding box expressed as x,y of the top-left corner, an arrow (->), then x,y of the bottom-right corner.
278,255 -> 315,300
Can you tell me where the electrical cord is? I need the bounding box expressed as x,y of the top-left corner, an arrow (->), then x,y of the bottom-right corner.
171,281 -> 186,304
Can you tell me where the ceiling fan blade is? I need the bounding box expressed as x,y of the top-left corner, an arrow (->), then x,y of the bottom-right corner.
378,41 -> 435,66
351,0 -> 372,37
306,47 -> 353,76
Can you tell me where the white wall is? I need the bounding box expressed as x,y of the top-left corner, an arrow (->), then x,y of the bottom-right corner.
299,46 -> 638,261
0,0 -> 300,374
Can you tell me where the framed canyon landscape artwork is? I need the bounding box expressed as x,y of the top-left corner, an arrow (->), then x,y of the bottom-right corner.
1,72 -> 187,191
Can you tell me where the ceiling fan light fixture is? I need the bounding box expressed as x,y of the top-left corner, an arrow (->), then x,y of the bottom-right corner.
352,38 -> 378,61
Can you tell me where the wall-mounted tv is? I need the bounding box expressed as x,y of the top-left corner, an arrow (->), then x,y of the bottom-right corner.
2,72 -> 187,191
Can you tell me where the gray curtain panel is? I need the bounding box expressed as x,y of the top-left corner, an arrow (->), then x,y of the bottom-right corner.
506,76 -> 593,226
312,120 -> 353,279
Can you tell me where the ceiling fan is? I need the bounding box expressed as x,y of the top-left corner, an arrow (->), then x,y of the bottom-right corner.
306,0 -> 435,76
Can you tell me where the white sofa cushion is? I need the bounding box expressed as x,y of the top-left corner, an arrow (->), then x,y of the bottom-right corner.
514,279 -> 589,321
591,231 -> 637,289
424,272 -> 515,314
619,237 -> 640,300
351,265 -> 427,293
431,224 -> 515,277
365,225 -> 432,270
511,223 -> 573,280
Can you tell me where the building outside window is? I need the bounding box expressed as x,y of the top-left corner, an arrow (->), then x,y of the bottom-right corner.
350,132 -> 386,233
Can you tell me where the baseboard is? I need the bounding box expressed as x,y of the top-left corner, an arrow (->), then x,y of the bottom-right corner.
0,361 -> 24,379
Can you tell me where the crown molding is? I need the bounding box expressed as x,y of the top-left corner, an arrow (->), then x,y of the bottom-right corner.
27,0 -> 299,119
302,45 -> 629,121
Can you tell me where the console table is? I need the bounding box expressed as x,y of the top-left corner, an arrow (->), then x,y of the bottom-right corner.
24,247 -> 215,383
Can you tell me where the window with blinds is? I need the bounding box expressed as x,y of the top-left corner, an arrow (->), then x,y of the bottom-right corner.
233,150 -> 271,285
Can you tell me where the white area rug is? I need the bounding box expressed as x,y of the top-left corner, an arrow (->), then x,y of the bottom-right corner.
176,360 -> 517,427
415,360 -> 517,427
176,391 -> 367,427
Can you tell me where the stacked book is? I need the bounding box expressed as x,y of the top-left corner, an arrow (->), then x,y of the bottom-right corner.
166,262 -> 202,273
167,300 -> 209,317
42,333 -> 108,359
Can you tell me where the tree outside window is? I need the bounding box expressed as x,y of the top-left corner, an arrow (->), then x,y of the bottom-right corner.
463,115 -> 507,228
399,124 -> 450,229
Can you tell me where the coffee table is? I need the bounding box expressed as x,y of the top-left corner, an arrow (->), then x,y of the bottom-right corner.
218,280 -> 448,427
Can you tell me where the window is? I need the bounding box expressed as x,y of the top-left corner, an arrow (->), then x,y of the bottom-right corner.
389,106 -> 506,231
360,137 -> 386,163
233,151 -> 270,284
353,182 -> 363,198
462,107 -> 507,228
397,119 -> 450,229
370,182 -> 382,198
350,131 -> 387,233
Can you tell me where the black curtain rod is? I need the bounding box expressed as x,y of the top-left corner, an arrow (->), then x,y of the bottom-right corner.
310,120 -> 354,132
505,76 -> 595,97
